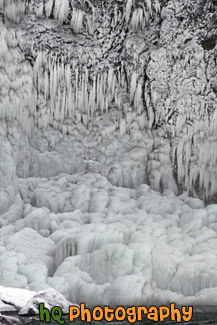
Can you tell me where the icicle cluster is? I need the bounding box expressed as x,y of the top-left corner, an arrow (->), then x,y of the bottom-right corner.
71,8 -> 84,34
33,51 -> 126,128
0,0 -> 95,34
172,114 -> 217,201
33,51 -> 147,129
130,71 -> 144,114
126,0 -> 161,30
0,0 -> 161,34
54,0 -> 70,24
0,30 -> 36,136
40,0 -> 96,34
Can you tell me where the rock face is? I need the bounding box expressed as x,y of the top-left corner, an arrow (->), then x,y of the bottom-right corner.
0,0 -> 217,308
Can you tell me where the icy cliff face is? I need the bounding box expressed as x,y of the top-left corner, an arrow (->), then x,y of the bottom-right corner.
1,0 -> 217,199
0,0 -> 217,307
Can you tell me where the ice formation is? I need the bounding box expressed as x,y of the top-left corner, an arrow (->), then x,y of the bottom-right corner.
0,0 -> 217,311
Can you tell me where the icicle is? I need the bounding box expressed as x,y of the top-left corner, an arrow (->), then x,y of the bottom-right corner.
134,81 -> 143,114
35,2 -> 44,18
65,64 -> 71,91
144,10 -> 150,25
84,72 -> 88,115
44,70 -> 49,100
49,65 -> 54,105
60,86 -> 66,122
54,0 -> 69,24
71,9 -> 84,34
146,0 -> 152,17
210,174 -> 217,197
0,0 -> 4,10
4,0 -> 26,23
154,0 -> 161,14
177,140 -> 185,184
184,142 -> 191,188
100,96 -> 105,114
86,9 -> 95,34
0,32 -> 9,61
90,76 -> 96,117
96,75 -> 101,110
113,4 -> 118,26
55,85 -> 61,121
151,88 -> 158,108
176,114 -> 186,135
211,109 -> 217,136
45,0 -> 53,17
131,8 -> 145,30
108,68 -> 114,93
126,0 -> 133,24
67,83 -> 73,118
130,71 -> 138,103
105,96 -> 109,113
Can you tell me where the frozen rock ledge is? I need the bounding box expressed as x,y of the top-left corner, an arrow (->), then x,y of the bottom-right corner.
0,286 -> 74,315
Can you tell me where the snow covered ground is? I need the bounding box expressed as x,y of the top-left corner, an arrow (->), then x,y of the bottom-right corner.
0,120 -> 217,307
0,0 -> 217,312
